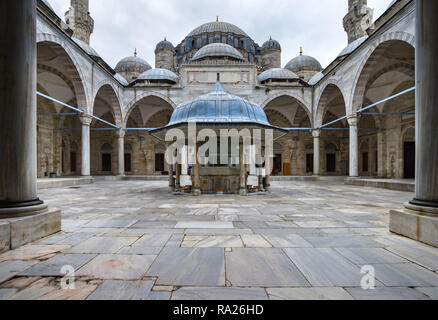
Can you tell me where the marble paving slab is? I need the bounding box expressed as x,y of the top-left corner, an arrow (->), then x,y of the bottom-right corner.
283,248 -> 363,287
87,280 -> 156,300
76,254 -> 156,280
175,221 -> 234,229
263,234 -> 312,248
146,247 -> 225,286
372,263 -> 438,287
226,248 -> 309,287
267,287 -> 354,300
302,235 -> 383,248
346,287 -> 430,300
335,248 -> 408,265
65,237 -> 137,254
19,254 -> 97,276
0,260 -> 38,284
172,287 -> 268,300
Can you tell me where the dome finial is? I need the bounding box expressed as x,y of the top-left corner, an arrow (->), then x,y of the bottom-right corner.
300,47 -> 303,56
134,48 -> 137,57
164,37 -> 166,41
216,16 -> 219,22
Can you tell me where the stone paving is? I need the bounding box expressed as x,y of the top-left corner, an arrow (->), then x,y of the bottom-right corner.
1,179 -> 438,300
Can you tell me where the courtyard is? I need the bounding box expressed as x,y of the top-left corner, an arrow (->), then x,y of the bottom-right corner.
1,179 -> 437,300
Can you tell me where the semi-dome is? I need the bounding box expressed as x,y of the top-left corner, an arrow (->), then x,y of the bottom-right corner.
285,52 -> 322,72
188,21 -> 248,38
167,81 -> 270,126
308,72 -> 324,85
114,73 -> 129,86
262,37 -> 281,50
258,68 -> 299,83
156,38 -> 175,52
337,36 -> 368,58
192,43 -> 244,61
115,54 -> 152,74
137,68 -> 179,83
72,38 -> 100,57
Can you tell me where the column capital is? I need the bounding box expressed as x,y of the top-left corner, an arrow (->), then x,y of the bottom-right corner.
347,114 -> 359,126
79,114 -> 93,126
117,129 -> 126,139
312,129 -> 321,138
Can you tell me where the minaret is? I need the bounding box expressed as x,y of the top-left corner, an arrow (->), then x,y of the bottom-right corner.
343,0 -> 373,44
65,0 -> 94,44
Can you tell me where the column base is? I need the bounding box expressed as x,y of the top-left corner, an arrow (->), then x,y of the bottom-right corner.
168,187 -> 175,193
0,205 -> 61,252
239,188 -> 248,196
192,188 -> 201,196
390,203 -> 438,248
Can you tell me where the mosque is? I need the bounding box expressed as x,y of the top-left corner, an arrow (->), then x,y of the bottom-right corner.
1,0 -> 437,250
35,0 -> 415,182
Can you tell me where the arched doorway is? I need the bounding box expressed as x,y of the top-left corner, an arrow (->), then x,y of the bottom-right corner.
90,86 -> 119,175
100,143 -> 113,173
402,127 -> 415,179
125,95 -> 174,175
36,41 -> 87,178
353,39 -> 415,178
316,84 -> 348,176
263,94 -> 312,176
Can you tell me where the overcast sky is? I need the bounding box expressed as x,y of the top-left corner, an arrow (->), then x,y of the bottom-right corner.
47,0 -> 393,69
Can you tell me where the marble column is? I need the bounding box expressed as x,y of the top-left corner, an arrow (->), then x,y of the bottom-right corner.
0,0 -> 47,215
410,0 -> 438,209
348,115 -> 359,178
168,163 -> 175,193
80,115 -> 92,176
390,0 -> 438,248
265,155 -> 271,193
0,1 -> 60,250
193,143 -> 201,196
312,130 -> 321,176
175,164 -> 181,192
117,129 -> 125,176
239,143 -> 247,196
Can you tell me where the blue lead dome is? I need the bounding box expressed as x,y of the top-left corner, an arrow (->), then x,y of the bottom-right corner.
167,81 -> 270,126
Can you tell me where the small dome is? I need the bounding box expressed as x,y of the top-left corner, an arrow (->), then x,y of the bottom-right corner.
192,43 -> 244,61
337,36 -> 368,58
262,37 -> 281,50
258,68 -> 299,83
115,54 -> 152,75
167,81 -> 270,126
72,38 -> 100,57
285,50 -> 322,72
308,72 -> 324,85
156,38 -> 175,52
188,21 -> 248,38
114,73 -> 129,86
137,68 -> 179,83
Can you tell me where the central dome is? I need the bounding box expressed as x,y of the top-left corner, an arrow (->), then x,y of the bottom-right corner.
188,21 -> 248,38
192,43 -> 244,61
167,81 -> 269,126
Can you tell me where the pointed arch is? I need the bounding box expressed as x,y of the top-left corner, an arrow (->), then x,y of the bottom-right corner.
315,80 -> 347,128
93,81 -> 122,128
350,31 -> 415,114
124,92 -> 177,127
37,33 -> 90,112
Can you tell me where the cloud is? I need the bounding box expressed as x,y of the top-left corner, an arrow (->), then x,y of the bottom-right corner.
47,0 -> 393,69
